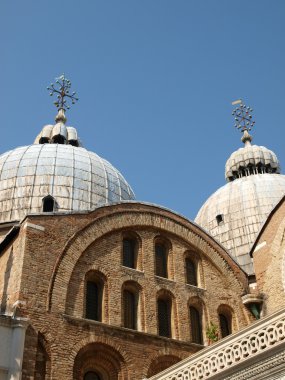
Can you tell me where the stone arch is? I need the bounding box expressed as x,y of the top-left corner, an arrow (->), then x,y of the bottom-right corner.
146,354 -> 182,378
70,336 -> 131,380
48,204 -> 247,312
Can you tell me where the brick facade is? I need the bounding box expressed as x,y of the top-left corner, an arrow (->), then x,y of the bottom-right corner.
252,196 -> 285,316
0,203 -> 251,379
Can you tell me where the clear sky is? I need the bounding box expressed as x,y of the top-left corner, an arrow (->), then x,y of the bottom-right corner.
1,0 -> 285,220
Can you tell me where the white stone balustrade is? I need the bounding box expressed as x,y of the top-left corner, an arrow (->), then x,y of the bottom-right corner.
146,308 -> 285,380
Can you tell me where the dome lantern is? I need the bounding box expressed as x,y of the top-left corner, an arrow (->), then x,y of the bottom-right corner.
226,100 -> 280,182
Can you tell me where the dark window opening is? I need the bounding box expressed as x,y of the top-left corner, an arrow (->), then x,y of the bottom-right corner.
86,280 -> 103,321
190,306 -> 203,344
39,137 -> 49,144
52,135 -> 65,144
42,196 -> 55,212
158,298 -> 171,337
84,371 -> 101,380
68,139 -> 79,147
186,258 -> 197,286
155,243 -> 168,278
123,289 -> 137,330
216,214 -> 223,225
219,313 -> 231,337
123,238 -> 137,269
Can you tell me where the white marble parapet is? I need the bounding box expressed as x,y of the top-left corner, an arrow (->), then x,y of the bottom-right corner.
146,308 -> 285,380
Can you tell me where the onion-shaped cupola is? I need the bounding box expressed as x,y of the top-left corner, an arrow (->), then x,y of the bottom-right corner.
225,127 -> 280,182
195,100 -> 285,274
0,75 -> 135,223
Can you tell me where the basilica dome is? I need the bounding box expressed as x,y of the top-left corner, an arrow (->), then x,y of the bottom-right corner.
195,129 -> 285,275
0,109 -> 135,223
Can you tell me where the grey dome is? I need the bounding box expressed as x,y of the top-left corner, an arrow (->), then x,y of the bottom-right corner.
195,174 -> 285,274
225,144 -> 280,182
0,144 -> 135,223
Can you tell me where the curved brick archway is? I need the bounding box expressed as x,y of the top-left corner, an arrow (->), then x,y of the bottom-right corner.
147,354 -> 182,378
73,341 -> 129,380
48,203 -> 247,312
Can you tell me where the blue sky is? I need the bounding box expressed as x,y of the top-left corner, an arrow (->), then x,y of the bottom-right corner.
1,1 -> 285,219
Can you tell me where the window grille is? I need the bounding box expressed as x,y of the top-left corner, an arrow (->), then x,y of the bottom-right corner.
155,243 -> 168,278
219,313 -> 231,337
86,281 -> 102,321
84,371 -> 101,380
123,238 -> 136,268
123,289 -> 137,330
190,306 -> 203,344
158,298 -> 171,337
186,258 -> 197,286
42,196 -> 54,212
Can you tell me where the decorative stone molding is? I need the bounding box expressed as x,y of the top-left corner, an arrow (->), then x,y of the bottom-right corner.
146,308 -> 285,380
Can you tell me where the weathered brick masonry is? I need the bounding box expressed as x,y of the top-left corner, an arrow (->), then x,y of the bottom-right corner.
0,203 -> 251,379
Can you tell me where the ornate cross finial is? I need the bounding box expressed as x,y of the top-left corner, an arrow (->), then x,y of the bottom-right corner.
231,99 -> 255,145
232,99 -> 255,132
47,74 -> 78,111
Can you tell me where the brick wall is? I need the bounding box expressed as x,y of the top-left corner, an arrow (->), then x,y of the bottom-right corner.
252,198 -> 285,316
0,203 -> 250,379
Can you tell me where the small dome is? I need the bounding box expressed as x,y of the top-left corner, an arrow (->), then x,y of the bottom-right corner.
195,173 -> 285,274
0,144 -> 135,223
225,144 -> 280,182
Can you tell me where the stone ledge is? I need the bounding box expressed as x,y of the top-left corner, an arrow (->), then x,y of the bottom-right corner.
62,313 -> 204,350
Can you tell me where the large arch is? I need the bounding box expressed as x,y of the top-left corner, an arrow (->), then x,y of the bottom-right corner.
72,341 -> 129,380
48,203 -> 247,312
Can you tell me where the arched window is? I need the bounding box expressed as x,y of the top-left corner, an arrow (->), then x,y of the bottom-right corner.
84,371 -> 101,380
85,280 -> 103,321
52,135 -> 66,144
123,289 -> 137,330
219,313 -> 231,337
122,237 -> 137,269
155,243 -> 168,278
185,258 -> 197,286
189,306 -> 203,344
157,298 -> 171,338
42,195 -> 55,212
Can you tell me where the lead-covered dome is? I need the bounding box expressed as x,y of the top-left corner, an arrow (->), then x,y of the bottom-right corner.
195,174 -> 285,274
195,128 -> 285,275
0,110 -> 135,223
225,131 -> 280,182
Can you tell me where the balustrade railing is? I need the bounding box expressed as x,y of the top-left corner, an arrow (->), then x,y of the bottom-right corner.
146,308 -> 285,380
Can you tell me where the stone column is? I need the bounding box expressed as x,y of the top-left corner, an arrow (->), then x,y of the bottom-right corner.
7,318 -> 29,380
